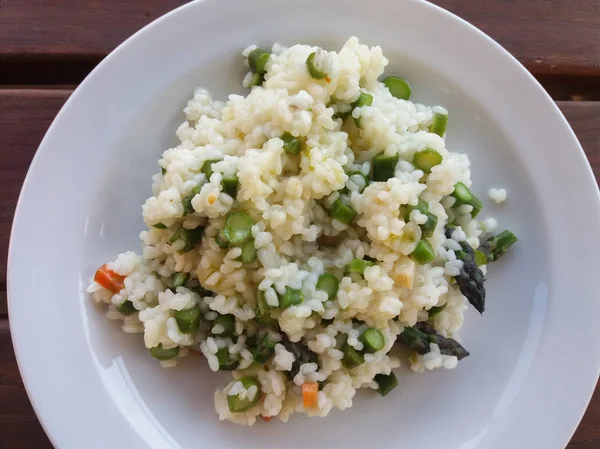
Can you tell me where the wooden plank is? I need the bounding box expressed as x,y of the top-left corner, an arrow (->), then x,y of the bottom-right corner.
0,89 -> 71,293
0,0 -> 599,77
0,321 -> 52,448
434,0 -> 600,75
0,292 -> 6,318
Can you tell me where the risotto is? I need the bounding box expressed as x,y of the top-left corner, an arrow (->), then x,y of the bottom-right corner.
88,37 -> 517,425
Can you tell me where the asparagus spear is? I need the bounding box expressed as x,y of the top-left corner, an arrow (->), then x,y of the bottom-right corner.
280,334 -> 318,380
445,226 -> 486,314
397,322 -> 470,360
478,230 -> 518,262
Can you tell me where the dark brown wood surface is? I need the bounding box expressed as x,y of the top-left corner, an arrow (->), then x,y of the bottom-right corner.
1,0 -> 599,76
0,1 -> 599,448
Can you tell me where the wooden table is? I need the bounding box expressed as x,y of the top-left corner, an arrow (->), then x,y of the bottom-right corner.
1,1 -> 599,447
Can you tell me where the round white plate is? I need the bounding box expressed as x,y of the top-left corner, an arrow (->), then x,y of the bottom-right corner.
8,0 -> 600,447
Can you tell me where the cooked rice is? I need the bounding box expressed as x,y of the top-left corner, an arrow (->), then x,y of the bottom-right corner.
88,37 -> 510,425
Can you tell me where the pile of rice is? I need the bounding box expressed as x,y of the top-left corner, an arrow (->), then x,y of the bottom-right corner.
88,37 -> 508,425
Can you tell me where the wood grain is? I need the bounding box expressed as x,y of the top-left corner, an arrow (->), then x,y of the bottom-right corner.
0,91 -> 599,447
0,321 -> 52,448
1,0 -> 599,78
434,0 -> 600,75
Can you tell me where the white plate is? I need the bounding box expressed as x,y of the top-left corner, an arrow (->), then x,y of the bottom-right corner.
8,0 -> 600,447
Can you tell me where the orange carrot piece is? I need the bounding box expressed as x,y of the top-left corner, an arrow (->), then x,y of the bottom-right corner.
261,415 -> 272,422
94,264 -> 126,294
302,382 -> 319,409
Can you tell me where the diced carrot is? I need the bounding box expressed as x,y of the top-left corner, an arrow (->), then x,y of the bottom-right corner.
302,382 -> 319,409
261,415 -> 272,422
94,264 -> 126,294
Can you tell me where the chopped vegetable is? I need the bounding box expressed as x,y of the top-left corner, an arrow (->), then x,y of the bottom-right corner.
215,229 -> 230,248
279,286 -> 304,309
306,51 -> 328,79
430,106 -> 448,137
474,250 -> 487,266
161,166 -> 166,175
239,239 -> 257,264
222,211 -> 253,246
116,300 -> 136,316
216,347 -> 238,370
421,212 -> 438,238
281,334 -> 318,379
360,328 -> 385,353
253,331 -> 279,363
169,226 -> 205,253
374,372 -> 398,396
428,303 -> 447,318
94,264 -> 126,294
222,176 -> 239,198
316,273 -> 339,300
213,314 -> 235,337
398,322 -> 470,360
281,132 -> 303,155
452,182 -> 483,218
302,382 -> 319,408
372,153 -> 399,182
383,76 -> 411,100
333,110 -> 351,121
152,222 -> 168,229
261,416 -> 272,422
172,272 -> 189,288
352,91 -> 374,108
174,305 -> 201,333
400,198 -> 429,221
479,230 -> 518,262
248,48 -> 270,75
413,148 -> 443,173
453,239 -> 486,314
342,343 -> 365,369
352,92 -> 373,127
227,376 -> 262,413
346,258 -> 375,275
409,239 -> 436,265
150,344 -> 179,361
255,290 -> 277,327
248,72 -> 264,88
181,185 -> 201,215
201,159 -> 220,180
330,199 -> 356,224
